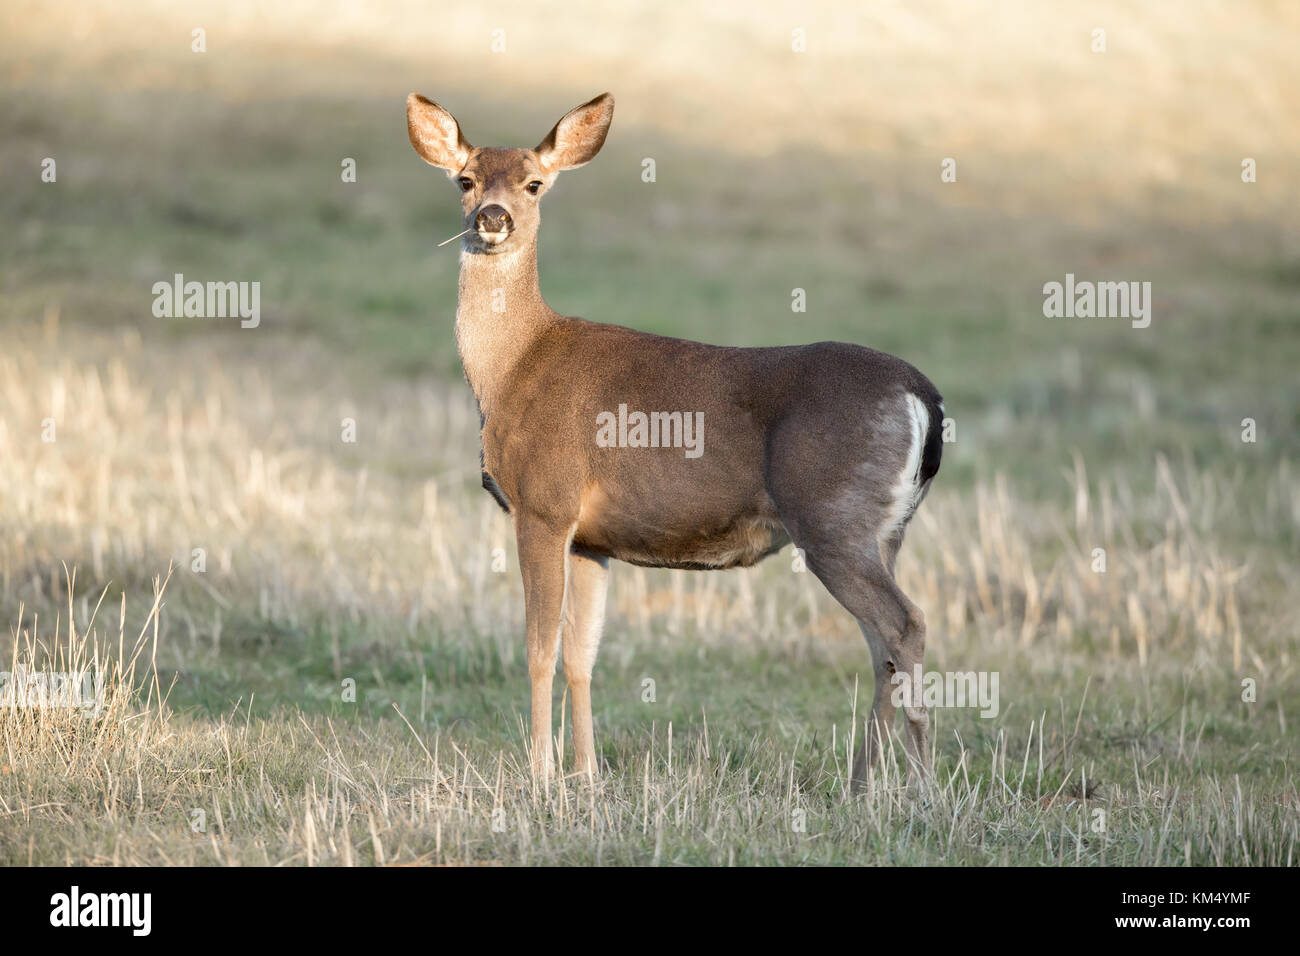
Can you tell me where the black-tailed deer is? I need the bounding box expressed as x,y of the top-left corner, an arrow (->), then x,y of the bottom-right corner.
406,92 -> 944,789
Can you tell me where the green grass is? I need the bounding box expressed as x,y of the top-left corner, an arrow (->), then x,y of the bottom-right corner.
3,585 -> 1294,865
3,83 -> 1297,496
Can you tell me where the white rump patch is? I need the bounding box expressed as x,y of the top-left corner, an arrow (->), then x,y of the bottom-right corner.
880,393 -> 929,542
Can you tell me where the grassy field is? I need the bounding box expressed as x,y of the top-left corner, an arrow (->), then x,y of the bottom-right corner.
0,1 -> 1297,865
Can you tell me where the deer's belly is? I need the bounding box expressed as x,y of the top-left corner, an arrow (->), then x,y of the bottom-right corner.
573,485 -> 790,570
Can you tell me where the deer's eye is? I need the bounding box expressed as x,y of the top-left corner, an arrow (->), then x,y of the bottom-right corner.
526,181 -> 543,195
458,177 -> 474,192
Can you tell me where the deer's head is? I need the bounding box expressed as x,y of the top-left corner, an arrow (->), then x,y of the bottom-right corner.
406,93 -> 614,255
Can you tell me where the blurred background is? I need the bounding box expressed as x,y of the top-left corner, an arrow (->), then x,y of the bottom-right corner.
0,0 -> 1296,864
4,1 -> 1297,479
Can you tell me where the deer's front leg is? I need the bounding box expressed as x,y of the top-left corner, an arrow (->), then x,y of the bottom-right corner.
516,516 -> 573,785
563,550 -> 609,778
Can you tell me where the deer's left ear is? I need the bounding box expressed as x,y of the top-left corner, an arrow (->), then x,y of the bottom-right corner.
407,93 -> 473,171
535,93 -> 614,172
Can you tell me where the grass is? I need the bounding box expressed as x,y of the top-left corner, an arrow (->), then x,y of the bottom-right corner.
0,0 -> 1297,865
0,323 -> 1294,865
2,572 -> 1294,865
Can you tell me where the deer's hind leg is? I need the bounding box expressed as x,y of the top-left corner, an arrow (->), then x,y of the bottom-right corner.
771,490 -> 930,791
766,395 -> 936,791
816,547 -> 930,790
878,509 -> 932,777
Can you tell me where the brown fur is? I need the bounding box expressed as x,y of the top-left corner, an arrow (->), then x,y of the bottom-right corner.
406,92 -> 944,788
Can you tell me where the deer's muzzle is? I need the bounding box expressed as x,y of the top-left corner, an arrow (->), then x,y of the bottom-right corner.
475,204 -> 513,244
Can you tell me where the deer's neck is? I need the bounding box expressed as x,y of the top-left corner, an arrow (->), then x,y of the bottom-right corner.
455,238 -> 556,414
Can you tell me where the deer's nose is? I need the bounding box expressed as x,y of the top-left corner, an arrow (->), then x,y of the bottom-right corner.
475,205 -> 513,233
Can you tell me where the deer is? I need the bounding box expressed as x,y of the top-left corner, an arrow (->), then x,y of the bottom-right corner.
405,91 -> 945,791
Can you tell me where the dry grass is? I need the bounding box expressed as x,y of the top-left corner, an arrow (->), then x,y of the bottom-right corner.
3,595 -> 1295,865
0,320 -> 1294,865
1,319 -> 1290,668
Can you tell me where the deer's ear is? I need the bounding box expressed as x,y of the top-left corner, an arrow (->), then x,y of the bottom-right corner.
535,93 -> 614,172
406,94 -> 472,171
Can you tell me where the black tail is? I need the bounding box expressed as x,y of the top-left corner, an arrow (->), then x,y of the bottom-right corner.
918,393 -> 944,486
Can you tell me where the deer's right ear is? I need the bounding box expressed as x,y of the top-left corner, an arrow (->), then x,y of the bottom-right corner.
535,93 -> 614,172
406,94 -> 472,171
